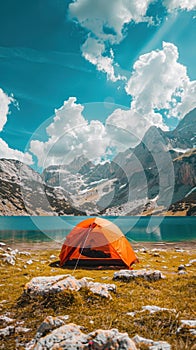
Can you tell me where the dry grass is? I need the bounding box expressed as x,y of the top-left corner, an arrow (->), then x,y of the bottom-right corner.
0,247 -> 195,349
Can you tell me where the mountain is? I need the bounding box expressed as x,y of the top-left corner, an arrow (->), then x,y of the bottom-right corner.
0,108 -> 195,216
42,159 -> 129,214
108,109 -> 196,213
0,159 -> 84,216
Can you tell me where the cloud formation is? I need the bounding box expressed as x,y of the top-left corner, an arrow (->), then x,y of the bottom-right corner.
30,97 -> 110,168
0,88 -> 13,132
0,138 -> 33,165
69,0 -> 154,81
0,87 -> 33,165
126,42 -> 196,125
163,0 -> 196,11
69,0 -> 196,82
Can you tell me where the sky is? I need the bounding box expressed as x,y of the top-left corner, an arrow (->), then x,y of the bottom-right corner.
0,0 -> 195,170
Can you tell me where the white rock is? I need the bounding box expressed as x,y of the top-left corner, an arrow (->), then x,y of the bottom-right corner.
0,325 -> 15,337
16,326 -> 31,333
180,320 -> 196,327
113,269 -> 165,282
49,255 -> 56,259
178,270 -> 187,275
25,275 -> 116,299
142,305 -> 176,314
26,323 -> 137,350
0,315 -> 15,324
177,319 -> 196,335
10,249 -> 19,255
2,253 -> 16,265
133,334 -> 171,349
189,259 -> 196,264
26,259 -> 33,265
0,242 -> 6,246
19,251 -> 31,256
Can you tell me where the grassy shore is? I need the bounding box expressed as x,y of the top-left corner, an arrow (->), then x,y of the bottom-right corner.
0,242 -> 196,349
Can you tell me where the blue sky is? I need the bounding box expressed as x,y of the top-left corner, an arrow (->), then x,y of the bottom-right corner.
0,0 -> 195,170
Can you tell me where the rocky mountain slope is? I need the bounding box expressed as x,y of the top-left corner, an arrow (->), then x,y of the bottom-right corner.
0,159 -> 84,216
0,109 -> 195,216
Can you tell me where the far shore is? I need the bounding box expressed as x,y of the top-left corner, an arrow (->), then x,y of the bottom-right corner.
6,240 -> 196,251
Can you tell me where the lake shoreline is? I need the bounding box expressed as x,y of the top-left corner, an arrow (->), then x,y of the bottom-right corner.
5,240 -> 196,251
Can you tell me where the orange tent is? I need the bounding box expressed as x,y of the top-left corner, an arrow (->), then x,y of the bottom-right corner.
59,217 -> 138,268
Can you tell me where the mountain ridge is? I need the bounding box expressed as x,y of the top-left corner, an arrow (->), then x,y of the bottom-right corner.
0,108 -> 195,216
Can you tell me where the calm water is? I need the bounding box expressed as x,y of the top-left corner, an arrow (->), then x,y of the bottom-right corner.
0,216 -> 195,243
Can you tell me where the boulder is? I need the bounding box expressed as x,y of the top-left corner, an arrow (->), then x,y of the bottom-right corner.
26,323 -> 137,350
24,275 -> 116,299
113,269 -> 165,282
35,316 -> 69,339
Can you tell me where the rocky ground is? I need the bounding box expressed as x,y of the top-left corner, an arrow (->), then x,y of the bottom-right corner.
0,241 -> 195,349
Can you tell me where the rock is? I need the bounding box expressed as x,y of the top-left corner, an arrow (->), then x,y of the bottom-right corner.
0,315 -> 15,325
87,281 -> 116,299
49,255 -> 56,259
0,242 -> 6,247
15,326 -> 31,333
177,320 -> 196,336
19,251 -> 31,256
142,305 -> 176,314
178,264 -> 186,271
178,270 -> 187,275
0,325 -> 15,338
26,323 -> 137,350
133,334 -> 171,349
35,316 -> 69,339
26,259 -> 33,265
2,253 -> 16,265
113,269 -> 165,282
189,259 -> 196,265
153,253 -> 160,257
24,275 -> 116,299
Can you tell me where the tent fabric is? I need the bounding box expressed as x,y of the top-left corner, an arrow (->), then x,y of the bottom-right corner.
59,217 -> 138,268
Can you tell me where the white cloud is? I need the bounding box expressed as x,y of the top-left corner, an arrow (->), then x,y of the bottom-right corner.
0,138 -> 33,165
30,97 -> 169,169
173,80 -> 196,118
106,108 -> 152,148
0,87 -> 33,165
126,42 -> 196,124
69,0 -> 153,44
69,0 -> 154,81
81,37 -> 123,82
163,0 -> 196,12
30,97 -> 110,168
0,88 -> 13,131
69,0 -> 196,82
